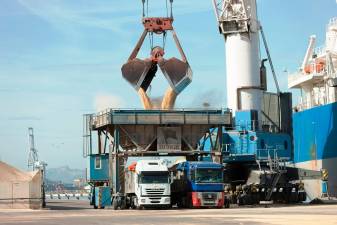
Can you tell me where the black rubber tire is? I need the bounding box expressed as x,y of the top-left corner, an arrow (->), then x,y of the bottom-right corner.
132,198 -> 137,209
298,192 -> 306,202
120,199 -> 126,210
224,199 -> 230,208
112,198 -> 118,210
177,199 -> 183,208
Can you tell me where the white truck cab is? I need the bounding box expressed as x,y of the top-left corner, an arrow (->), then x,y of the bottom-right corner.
126,159 -> 171,208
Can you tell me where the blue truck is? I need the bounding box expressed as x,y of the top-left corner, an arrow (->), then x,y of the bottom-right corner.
170,161 -> 224,208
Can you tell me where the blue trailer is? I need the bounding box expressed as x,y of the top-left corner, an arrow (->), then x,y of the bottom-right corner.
170,161 -> 225,208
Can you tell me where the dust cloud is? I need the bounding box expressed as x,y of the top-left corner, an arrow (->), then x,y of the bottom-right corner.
94,94 -> 125,111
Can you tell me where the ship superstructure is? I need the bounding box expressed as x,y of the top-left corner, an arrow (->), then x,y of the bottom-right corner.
289,17 -> 337,200
289,18 -> 337,111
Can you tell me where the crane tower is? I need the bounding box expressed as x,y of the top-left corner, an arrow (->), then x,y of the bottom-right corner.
28,127 -> 39,170
212,0 -> 263,115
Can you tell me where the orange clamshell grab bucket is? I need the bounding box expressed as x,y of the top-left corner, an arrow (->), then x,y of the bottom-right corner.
121,17 -> 192,95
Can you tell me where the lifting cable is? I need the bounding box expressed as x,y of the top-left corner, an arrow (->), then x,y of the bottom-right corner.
142,0 -> 172,51
163,32 -> 167,50
149,32 -> 154,51
170,0 -> 173,18
142,0 -> 145,17
260,26 -> 280,94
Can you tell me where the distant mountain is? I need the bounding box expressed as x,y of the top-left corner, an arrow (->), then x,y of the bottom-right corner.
46,166 -> 86,184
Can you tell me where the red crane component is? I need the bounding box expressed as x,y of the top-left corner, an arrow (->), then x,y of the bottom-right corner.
142,17 -> 173,34
121,0 -> 192,95
151,46 -> 165,62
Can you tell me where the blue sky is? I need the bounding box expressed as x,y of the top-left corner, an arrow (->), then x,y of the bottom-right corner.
0,0 -> 336,170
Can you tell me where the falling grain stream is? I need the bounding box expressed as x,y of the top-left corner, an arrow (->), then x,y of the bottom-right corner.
138,87 -> 177,110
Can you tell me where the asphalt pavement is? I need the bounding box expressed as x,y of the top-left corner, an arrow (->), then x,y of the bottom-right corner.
0,200 -> 336,225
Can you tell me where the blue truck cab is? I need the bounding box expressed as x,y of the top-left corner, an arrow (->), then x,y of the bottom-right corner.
170,161 -> 224,208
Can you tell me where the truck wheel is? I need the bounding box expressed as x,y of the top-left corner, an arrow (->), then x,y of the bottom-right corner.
131,197 -> 137,209
112,198 -> 118,210
177,199 -> 183,208
120,199 -> 127,210
181,197 -> 189,208
224,199 -> 230,208
237,196 -> 243,206
186,198 -> 193,209
297,192 -> 306,203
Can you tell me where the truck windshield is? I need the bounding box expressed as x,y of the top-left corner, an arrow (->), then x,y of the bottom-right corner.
139,171 -> 169,184
193,168 -> 223,183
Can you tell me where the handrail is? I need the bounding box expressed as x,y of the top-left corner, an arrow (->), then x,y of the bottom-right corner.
90,108 -> 232,127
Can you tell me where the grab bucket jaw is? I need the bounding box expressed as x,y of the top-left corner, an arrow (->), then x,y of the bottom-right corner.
121,58 -> 158,92
121,17 -> 192,95
159,57 -> 192,94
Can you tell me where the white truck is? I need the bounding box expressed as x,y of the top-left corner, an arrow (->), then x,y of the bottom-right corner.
116,159 -> 171,209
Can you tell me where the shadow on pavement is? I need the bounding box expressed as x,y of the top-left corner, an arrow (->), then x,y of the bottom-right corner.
46,200 -> 92,210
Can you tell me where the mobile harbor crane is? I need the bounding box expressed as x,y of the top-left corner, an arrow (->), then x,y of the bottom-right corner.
84,0 -> 327,210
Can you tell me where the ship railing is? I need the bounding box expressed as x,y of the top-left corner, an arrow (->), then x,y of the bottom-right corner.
257,148 -> 288,170
223,146 -> 288,163
222,143 -> 249,156
90,108 -> 232,128
222,143 -> 285,156
315,45 -> 326,57
288,69 -> 326,87
288,69 -> 325,79
82,114 -> 92,158
232,119 -> 279,132
294,101 -> 310,112
294,95 -> 329,112
257,148 -> 278,161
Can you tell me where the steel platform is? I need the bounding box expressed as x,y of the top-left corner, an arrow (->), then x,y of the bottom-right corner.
90,109 -> 232,129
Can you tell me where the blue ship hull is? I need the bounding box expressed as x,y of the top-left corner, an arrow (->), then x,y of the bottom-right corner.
293,101 -> 337,199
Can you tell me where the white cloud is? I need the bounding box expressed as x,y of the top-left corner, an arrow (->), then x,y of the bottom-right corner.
17,0 -> 138,35
94,93 -> 125,111
17,0 -> 212,35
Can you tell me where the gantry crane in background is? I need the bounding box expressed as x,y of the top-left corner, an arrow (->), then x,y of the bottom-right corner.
28,127 -> 39,170
28,127 -> 47,207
